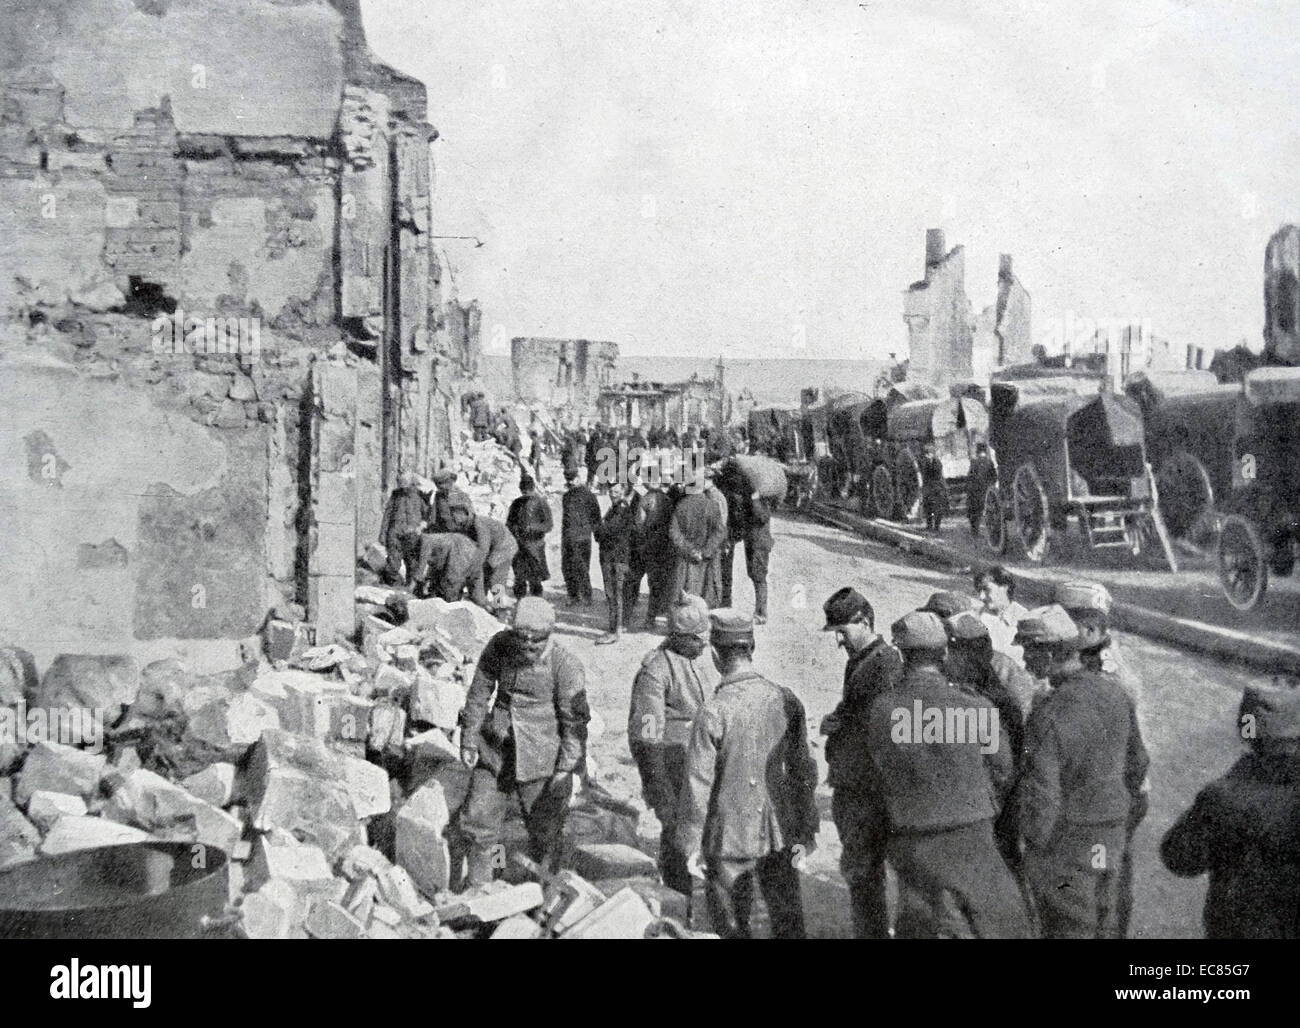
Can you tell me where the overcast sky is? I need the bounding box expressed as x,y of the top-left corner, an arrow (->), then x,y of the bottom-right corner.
362,0 -> 1300,361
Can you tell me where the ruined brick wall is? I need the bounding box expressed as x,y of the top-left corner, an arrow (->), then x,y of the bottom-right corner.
902,238 -> 975,387
0,0 -> 444,669
511,337 -> 620,420
995,254 -> 1033,367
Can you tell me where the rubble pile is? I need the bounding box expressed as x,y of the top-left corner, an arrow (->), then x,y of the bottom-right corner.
0,591 -> 712,938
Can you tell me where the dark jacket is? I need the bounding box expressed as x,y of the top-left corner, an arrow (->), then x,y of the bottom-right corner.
431,484 -> 473,534
417,532 -> 484,601
380,486 -> 428,540
1015,668 -> 1149,853
561,484 -> 602,545
595,498 -> 637,566
459,631 -> 590,782
1161,751 -> 1300,939
920,455 -> 947,503
825,637 -> 902,791
675,670 -> 818,860
866,664 -> 1008,832
633,487 -> 674,561
628,642 -> 719,819
968,455 -> 997,505
669,491 -> 724,561
506,491 -> 553,580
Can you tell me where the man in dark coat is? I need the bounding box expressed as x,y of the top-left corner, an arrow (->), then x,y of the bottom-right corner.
627,471 -> 676,630
920,443 -> 947,532
676,609 -> 819,939
457,598 -> 590,885
469,392 -> 491,442
669,481 -> 725,604
430,468 -> 473,535
967,442 -> 997,537
560,468 -> 601,606
594,481 -> 637,644
506,474 -> 553,598
865,611 -> 1031,939
739,491 -> 774,624
379,471 -> 429,586
467,513 -> 517,607
585,425 -> 606,490
1012,605 -> 1149,939
627,594 -> 718,895
415,531 -> 484,602
1161,675 -> 1300,939
819,588 -> 902,939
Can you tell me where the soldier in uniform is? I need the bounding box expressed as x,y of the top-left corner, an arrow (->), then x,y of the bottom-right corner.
966,442 -> 997,537
627,594 -> 718,895
594,481 -> 637,644
560,468 -> 601,606
466,512 -> 517,607
430,467 -> 473,535
379,471 -> 429,586
457,598 -> 590,885
628,467 -> 677,630
819,588 -> 902,939
505,473 -> 553,598
668,477 -> 725,605
415,531 -> 484,602
702,469 -> 730,609
919,443 -> 947,533
864,612 -> 1030,938
1012,605 -> 1149,939
1052,580 -> 1148,938
676,609 -> 819,939
1161,675 -> 1300,939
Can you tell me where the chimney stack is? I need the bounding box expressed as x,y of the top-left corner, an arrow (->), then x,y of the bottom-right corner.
925,229 -> 946,272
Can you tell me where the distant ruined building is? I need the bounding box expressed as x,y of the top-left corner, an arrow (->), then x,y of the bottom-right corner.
510,337 -> 619,423
901,230 -> 1032,388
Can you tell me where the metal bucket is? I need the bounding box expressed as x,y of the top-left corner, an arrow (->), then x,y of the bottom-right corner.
0,841 -> 233,939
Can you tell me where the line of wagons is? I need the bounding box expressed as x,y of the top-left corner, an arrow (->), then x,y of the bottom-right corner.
749,362 -> 1300,612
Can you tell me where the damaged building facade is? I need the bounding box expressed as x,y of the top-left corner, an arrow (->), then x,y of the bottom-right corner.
597,368 -> 730,434
0,0 -> 469,671
510,337 -> 619,425
902,230 -> 1033,387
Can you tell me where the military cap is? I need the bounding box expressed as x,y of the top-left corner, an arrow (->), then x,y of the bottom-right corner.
669,593 -> 711,637
1239,677 -> 1300,742
513,597 -> 556,637
920,590 -> 974,619
822,587 -> 872,631
891,611 -> 947,651
1013,604 -> 1082,648
709,607 -> 754,644
944,611 -> 991,644
1053,580 -> 1113,618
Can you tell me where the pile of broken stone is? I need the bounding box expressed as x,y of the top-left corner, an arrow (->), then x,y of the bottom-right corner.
0,590 -> 707,940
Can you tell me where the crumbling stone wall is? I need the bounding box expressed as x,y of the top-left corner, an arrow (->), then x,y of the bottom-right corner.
0,0 -> 449,670
901,230 -> 976,387
511,337 -> 620,419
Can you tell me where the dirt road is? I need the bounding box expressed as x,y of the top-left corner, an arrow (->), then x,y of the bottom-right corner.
542,504 -> 1257,938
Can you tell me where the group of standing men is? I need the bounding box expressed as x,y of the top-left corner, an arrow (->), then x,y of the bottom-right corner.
559,457 -> 774,644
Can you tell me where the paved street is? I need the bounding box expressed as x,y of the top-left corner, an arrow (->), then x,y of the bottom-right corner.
543,502 -> 1258,938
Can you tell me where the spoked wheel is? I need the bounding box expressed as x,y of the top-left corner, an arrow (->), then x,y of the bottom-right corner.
981,484 -> 1006,554
1011,462 -> 1051,562
1156,451 -> 1216,543
1218,514 -> 1269,611
871,464 -> 895,520
895,453 -> 923,522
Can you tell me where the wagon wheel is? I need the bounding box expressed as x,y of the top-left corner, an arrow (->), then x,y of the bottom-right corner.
1155,451 -> 1215,543
1010,462 -> 1051,563
871,465 -> 895,520
894,453 -> 923,522
981,484 -> 1007,554
1218,514 -> 1269,612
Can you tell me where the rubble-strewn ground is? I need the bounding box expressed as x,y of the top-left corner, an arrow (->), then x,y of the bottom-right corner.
0,439 -> 1259,938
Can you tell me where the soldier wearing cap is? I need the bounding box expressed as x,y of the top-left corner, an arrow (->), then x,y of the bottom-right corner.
675,609 -> 819,938
466,512 -> 517,607
627,593 -> 720,894
379,471 -> 430,586
560,466 -> 601,606
863,611 -> 1030,938
701,468 -> 731,609
506,473 -> 553,598
456,598 -> 590,885
1052,579 -> 1148,938
1011,605 -> 1149,939
626,465 -> 677,629
819,587 -> 902,938
430,467 -> 474,535
1161,675 -> 1300,939
415,530 -> 484,603
668,475 -> 726,607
